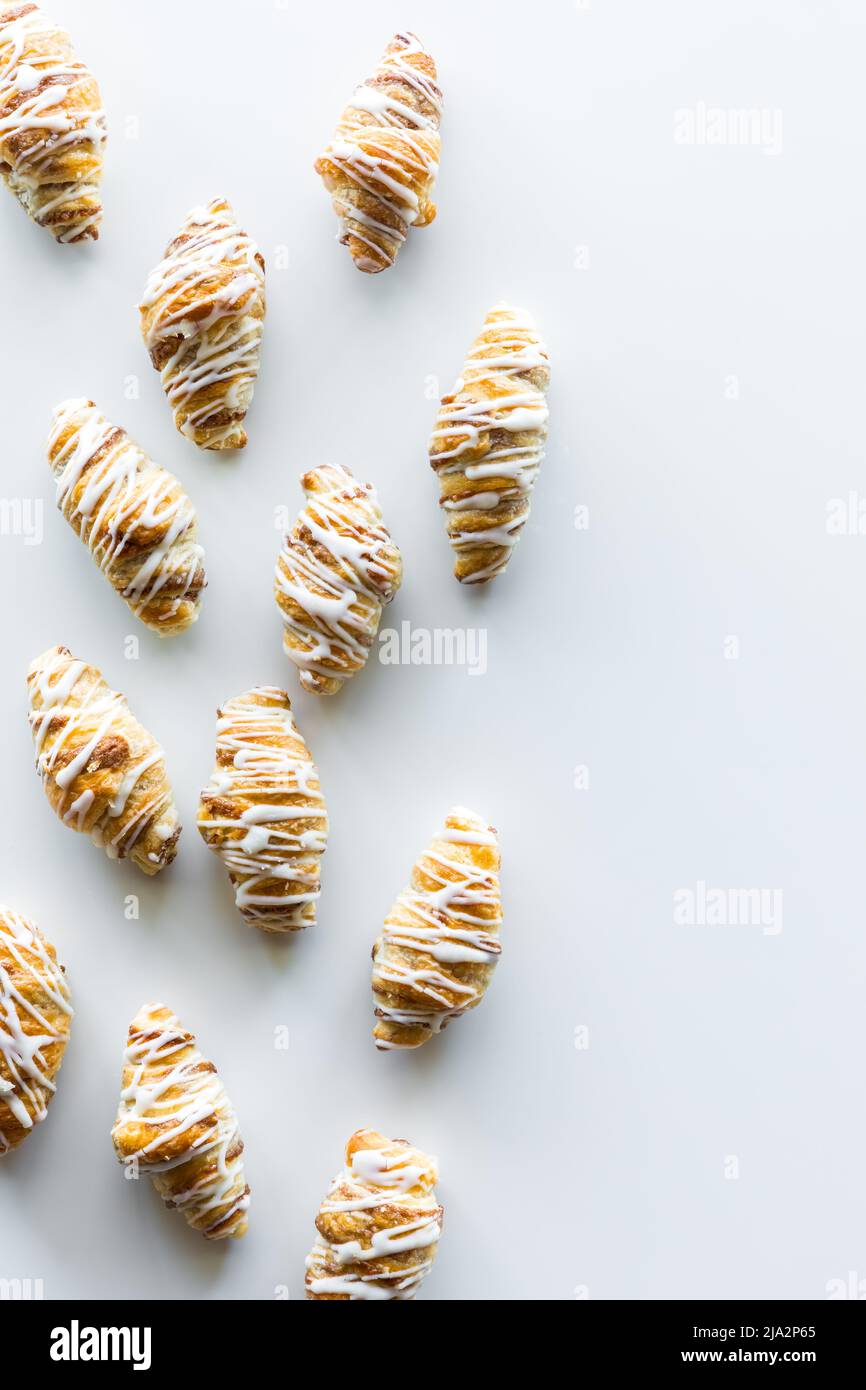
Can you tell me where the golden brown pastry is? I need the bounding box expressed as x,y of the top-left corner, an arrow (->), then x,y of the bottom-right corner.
429,303 -> 551,583
315,31 -> 442,273
26,645 -> 181,874
111,1002 -> 249,1239
197,686 -> 328,932
274,464 -> 402,695
0,3 -> 106,242
0,906 -> 72,1155
47,398 -> 206,635
372,807 -> 502,1050
306,1129 -> 442,1299
139,197 -> 266,449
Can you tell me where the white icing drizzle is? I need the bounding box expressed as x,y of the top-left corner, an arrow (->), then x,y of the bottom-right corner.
372,807 -> 502,1050
0,906 -> 72,1154
139,198 -> 265,449
197,687 -> 328,931
47,399 -> 205,634
306,1132 -> 441,1300
27,646 -> 179,870
0,3 -> 106,242
274,464 -> 402,694
112,1004 -> 249,1239
316,31 -> 442,271
430,303 -> 551,583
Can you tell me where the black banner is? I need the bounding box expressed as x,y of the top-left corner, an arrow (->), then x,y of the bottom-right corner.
2,1299 -> 862,1372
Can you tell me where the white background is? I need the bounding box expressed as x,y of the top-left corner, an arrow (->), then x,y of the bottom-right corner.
2,0 -> 865,1302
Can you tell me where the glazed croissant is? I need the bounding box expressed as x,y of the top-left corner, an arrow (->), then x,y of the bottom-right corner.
0,3 -> 106,242
197,687 -> 328,933
111,1003 -> 249,1240
429,304 -> 551,583
315,31 -> 442,273
26,645 -> 181,874
306,1129 -> 442,1299
47,398 -> 206,635
372,807 -> 502,1050
0,906 -> 72,1155
274,464 -> 402,695
139,198 -> 266,450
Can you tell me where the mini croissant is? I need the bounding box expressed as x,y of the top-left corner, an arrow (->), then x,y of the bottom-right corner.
111,1003 -> 249,1240
429,304 -> 550,583
139,198 -> 266,450
306,1129 -> 443,1299
26,645 -> 181,874
197,686 -> 328,932
47,398 -> 206,635
0,3 -> 106,242
274,464 -> 402,695
372,807 -> 502,1050
0,906 -> 72,1155
315,31 -> 442,273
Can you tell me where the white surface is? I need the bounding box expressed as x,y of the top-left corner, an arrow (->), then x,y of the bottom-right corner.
2,0 -> 865,1302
